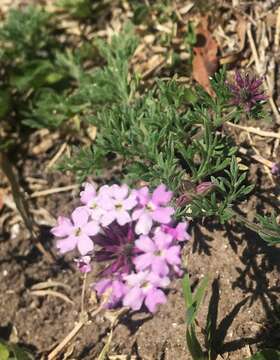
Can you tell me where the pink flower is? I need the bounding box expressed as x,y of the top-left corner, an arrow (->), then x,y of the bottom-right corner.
94,278 -> 126,308
80,182 -> 97,204
74,255 -> 92,273
133,231 -> 181,276
80,183 -> 110,221
123,270 -> 169,313
51,207 -> 99,255
132,184 -> 175,235
101,184 -> 137,227
161,222 -> 191,242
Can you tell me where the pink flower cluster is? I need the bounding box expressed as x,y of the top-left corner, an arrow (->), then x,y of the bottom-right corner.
51,183 -> 190,313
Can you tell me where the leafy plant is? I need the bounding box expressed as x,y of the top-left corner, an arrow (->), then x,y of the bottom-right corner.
182,274 -> 208,360
0,340 -> 34,360
246,349 -> 280,360
56,0 -> 92,19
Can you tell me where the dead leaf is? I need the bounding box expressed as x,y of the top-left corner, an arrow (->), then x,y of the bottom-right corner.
192,17 -> 218,96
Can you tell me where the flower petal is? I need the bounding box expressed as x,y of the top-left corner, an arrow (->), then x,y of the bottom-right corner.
133,253 -> 154,271
153,231 -> 173,249
123,287 -> 144,311
135,213 -> 153,235
135,235 -> 156,252
116,211 -> 131,226
51,216 -> 73,237
152,257 -> 169,276
80,182 -> 96,204
56,235 -> 77,254
111,184 -> 129,200
71,207 -> 89,227
165,245 -> 181,265
83,220 -> 100,236
77,234 -> 94,255
136,187 -> 149,206
132,208 -> 144,221
152,206 -> 174,224
152,184 -> 173,205
123,194 -> 137,210
145,288 -> 166,313
101,211 -> 116,227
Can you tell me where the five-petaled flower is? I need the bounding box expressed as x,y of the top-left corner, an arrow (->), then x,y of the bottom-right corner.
95,277 -> 126,308
132,184 -> 174,235
133,231 -> 181,276
123,270 -> 170,313
51,207 -> 99,255
101,184 -> 137,227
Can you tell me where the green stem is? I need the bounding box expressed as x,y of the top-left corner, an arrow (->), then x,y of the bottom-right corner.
228,208 -> 280,239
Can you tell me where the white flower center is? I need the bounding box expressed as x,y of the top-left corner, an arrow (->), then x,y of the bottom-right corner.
115,202 -> 123,211
75,227 -> 82,236
146,201 -> 155,212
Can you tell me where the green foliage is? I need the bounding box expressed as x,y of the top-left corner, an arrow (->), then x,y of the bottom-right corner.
23,89 -> 87,129
246,349 -> 280,360
78,22 -> 139,106
0,5 -> 52,62
61,68 -> 260,231
0,340 -> 34,360
0,1 -> 138,131
56,0 -> 92,19
256,214 -> 280,245
184,157 -> 254,222
182,274 -> 208,360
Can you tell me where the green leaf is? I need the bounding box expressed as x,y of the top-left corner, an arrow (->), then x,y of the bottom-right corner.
183,274 -> 208,327
182,274 -> 193,307
246,349 -> 280,360
0,342 -> 9,360
9,344 -> 34,360
193,276 -> 209,308
186,325 -> 206,360
0,89 -> 11,118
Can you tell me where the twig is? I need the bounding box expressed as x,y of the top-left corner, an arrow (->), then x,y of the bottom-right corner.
226,121 -> 280,139
247,23 -> 280,124
97,308 -> 129,360
274,6 -> 280,52
31,280 -> 71,291
47,318 -> 85,360
30,289 -> 74,305
29,184 -> 79,198
239,147 -> 274,168
47,302 -> 106,360
142,57 -> 165,80
46,142 -> 67,170
0,152 -> 55,263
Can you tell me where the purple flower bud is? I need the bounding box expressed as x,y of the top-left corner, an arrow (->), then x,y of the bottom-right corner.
271,163 -> 280,176
74,255 -> 92,273
176,193 -> 192,207
196,181 -> 214,195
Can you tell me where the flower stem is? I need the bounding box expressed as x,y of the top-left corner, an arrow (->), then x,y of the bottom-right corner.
81,272 -> 87,314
